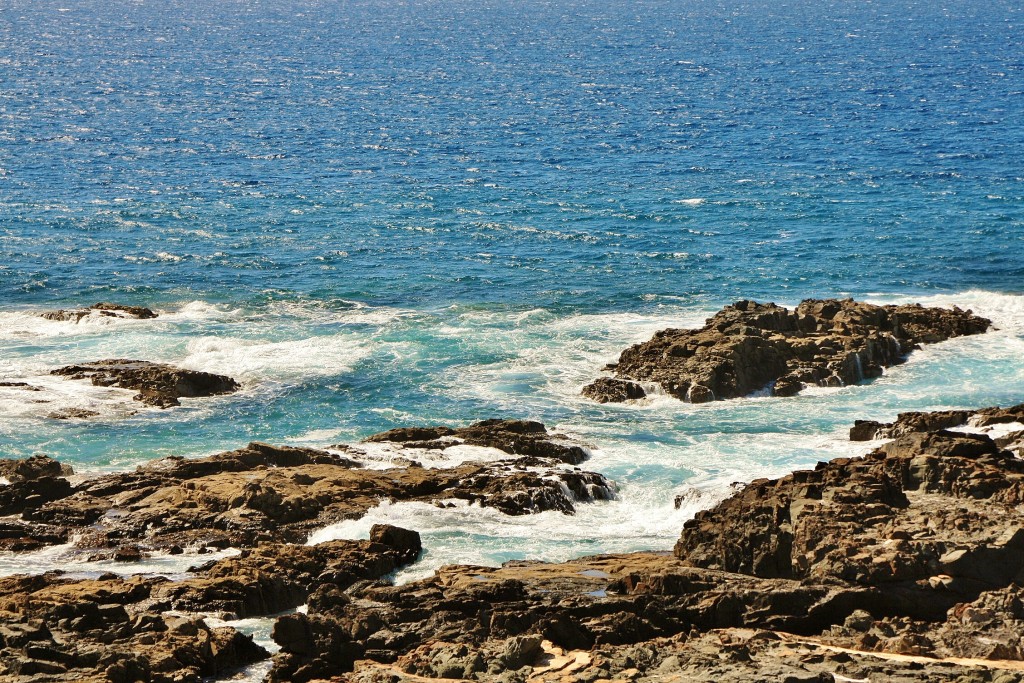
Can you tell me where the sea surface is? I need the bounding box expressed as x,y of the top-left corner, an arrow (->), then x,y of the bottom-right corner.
0,0 -> 1023,585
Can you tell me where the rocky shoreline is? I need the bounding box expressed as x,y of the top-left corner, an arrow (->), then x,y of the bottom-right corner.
2,300 -> 1023,682
3,406 -> 1024,681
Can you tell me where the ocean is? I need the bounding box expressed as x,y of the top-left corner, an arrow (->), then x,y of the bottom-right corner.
0,0 -> 1022,585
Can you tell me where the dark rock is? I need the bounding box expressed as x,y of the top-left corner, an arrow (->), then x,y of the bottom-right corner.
369,525 -> 422,561
40,303 -> 157,322
4,421 -> 610,554
586,298 -> 989,403
0,455 -> 71,482
51,359 -> 240,408
581,378 -> 647,403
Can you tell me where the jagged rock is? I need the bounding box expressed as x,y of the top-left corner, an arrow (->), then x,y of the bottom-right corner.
366,418 -> 590,465
676,425 -> 1024,624
0,455 -> 71,482
51,359 -> 240,408
585,298 -> 990,402
0,573 -> 265,683
849,404 -> 1024,442
580,378 -> 647,403
293,406 -> 1024,683
2,422 -> 611,554
40,302 -> 157,322
0,530 -> 424,683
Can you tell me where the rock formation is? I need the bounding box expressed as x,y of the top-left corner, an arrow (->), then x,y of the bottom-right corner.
0,421 -> 612,557
0,528 -> 422,683
7,409 -> 1024,681
40,302 -> 158,322
0,420 -> 615,681
583,298 -> 990,403
262,405 -> 1024,682
51,359 -> 241,408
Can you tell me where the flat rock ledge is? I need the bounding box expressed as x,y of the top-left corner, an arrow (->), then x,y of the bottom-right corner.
51,359 -> 241,408
582,298 -> 990,403
0,420 -> 612,556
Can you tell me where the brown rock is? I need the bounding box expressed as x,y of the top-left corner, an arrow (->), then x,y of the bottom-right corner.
581,378 -> 647,403
51,359 -> 240,408
586,298 -> 989,402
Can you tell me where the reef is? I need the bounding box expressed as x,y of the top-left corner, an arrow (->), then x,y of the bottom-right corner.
582,298 -> 990,403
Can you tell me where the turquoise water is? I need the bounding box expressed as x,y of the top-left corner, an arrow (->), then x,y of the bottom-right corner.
1,0 -> 1023,577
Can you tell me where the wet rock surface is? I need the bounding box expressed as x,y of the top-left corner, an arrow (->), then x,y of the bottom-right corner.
0,421 -> 610,556
584,298 -> 990,403
364,418 -> 591,465
0,528 -> 422,682
270,405 -> 1024,682
40,302 -> 158,322
851,404 -> 1024,449
51,359 -> 241,408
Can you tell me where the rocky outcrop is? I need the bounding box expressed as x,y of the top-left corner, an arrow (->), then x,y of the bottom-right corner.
364,419 -> 590,465
40,302 -> 158,322
0,421 -> 612,557
0,527 -> 422,683
51,359 -> 240,407
254,405 -> 1024,682
580,377 -> 647,403
584,298 -> 990,403
851,403 -> 1024,446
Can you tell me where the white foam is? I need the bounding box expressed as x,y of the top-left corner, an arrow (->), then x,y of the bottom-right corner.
350,441 -> 517,470
179,334 -> 374,382
0,309 -> 149,340
0,373 -> 145,420
0,544 -> 241,579
952,421 -> 1024,440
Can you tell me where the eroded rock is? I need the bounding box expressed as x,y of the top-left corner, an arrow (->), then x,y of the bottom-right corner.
584,298 -> 990,403
51,359 -> 240,408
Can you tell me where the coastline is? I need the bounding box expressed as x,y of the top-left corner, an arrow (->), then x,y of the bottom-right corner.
1,298 -> 1023,680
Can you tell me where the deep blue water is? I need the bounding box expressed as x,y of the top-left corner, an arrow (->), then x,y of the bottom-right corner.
1,0 -> 1023,576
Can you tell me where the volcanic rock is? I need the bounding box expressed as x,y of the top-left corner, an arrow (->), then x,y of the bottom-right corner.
849,403 -> 1024,443
580,377 -> 647,403
584,298 -> 990,403
51,359 -> 240,407
271,405 -> 1024,682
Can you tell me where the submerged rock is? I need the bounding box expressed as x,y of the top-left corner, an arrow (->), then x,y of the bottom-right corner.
51,359 -> 240,408
583,298 -> 990,403
40,302 -> 158,322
